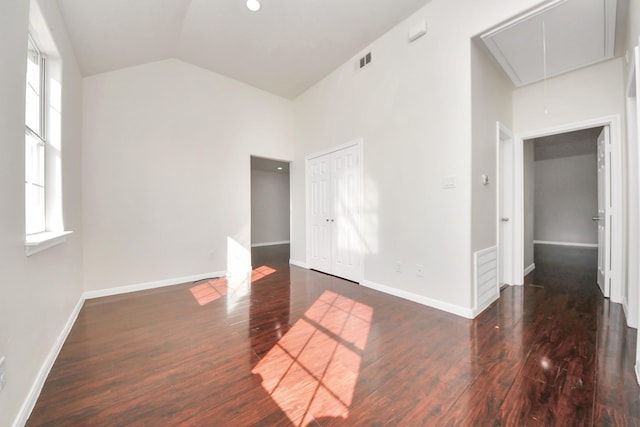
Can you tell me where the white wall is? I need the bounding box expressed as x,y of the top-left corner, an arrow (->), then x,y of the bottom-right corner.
0,0 -> 84,425
82,59 -> 294,291
471,42 -> 514,255
523,141 -> 535,269
251,170 -> 290,245
292,0 -> 544,313
513,58 -> 626,133
534,153 -> 598,244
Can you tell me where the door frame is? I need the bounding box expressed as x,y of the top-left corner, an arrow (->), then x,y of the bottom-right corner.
511,115 -> 623,302
305,138 -> 364,282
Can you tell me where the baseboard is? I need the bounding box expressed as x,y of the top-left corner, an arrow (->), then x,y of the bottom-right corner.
534,240 -> 597,248
524,263 -> 536,275
13,295 -> 85,427
83,271 -> 227,300
251,240 -> 290,248
470,293 -> 500,318
289,259 -> 309,269
361,280 -> 474,319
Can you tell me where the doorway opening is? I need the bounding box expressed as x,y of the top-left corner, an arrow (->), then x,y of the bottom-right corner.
503,116 -> 623,303
523,127 -> 604,294
250,156 -> 291,267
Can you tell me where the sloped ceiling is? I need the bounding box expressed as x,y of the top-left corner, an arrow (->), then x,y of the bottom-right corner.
56,0 -> 432,99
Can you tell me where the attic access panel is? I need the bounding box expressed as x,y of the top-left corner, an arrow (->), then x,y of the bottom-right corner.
480,0 -> 617,87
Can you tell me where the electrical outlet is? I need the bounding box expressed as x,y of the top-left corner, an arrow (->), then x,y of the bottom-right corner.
0,356 -> 6,392
396,261 -> 403,273
416,264 -> 424,277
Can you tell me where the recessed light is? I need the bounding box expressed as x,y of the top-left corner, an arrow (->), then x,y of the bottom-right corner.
277,167 -> 283,171
246,0 -> 260,12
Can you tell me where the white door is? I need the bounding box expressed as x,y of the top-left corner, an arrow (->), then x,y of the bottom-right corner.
596,126 -> 611,297
331,145 -> 361,282
309,155 -> 332,273
307,144 -> 362,282
498,125 -> 514,286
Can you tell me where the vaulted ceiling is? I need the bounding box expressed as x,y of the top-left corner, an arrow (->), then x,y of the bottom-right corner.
55,0 -> 433,99
56,0 -> 627,100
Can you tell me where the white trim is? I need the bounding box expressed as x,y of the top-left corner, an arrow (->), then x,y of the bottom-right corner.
361,280 -> 475,319
289,259 -> 309,269
524,263 -> 536,275
13,296 -> 84,427
636,363 -> 640,386
471,294 -> 500,318
623,296 -> 629,325
515,115 -> 623,303
251,240 -> 290,248
83,271 -> 227,300
24,230 -> 73,256
534,240 -> 598,248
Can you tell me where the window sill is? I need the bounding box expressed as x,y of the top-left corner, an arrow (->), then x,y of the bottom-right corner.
25,231 -> 73,256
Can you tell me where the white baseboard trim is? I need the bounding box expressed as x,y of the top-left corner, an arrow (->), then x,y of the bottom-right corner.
13,296 -> 85,427
361,280 -> 474,319
83,271 -> 227,300
289,259 -> 309,269
524,263 -> 536,275
636,364 -> 640,386
471,293 -> 500,318
534,240 -> 597,248
251,240 -> 290,248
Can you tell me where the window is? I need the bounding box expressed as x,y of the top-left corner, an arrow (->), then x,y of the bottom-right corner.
25,35 -> 46,235
23,28 -> 70,256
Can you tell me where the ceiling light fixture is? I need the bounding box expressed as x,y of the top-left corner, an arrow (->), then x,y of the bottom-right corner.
246,0 -> 261,12
277,167 -> 283,171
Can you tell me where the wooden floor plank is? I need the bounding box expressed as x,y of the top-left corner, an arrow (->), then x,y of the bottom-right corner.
26,244 -> 640,426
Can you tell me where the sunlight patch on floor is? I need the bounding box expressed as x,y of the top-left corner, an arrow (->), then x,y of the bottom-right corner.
189,278 -> 227,306
252,290 -> 373,425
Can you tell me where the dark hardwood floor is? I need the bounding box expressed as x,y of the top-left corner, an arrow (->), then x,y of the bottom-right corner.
26,244 -> 640,426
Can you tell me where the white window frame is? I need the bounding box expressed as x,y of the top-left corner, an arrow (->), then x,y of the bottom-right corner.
24,30 -> 72,256
25,34 -> 47,236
